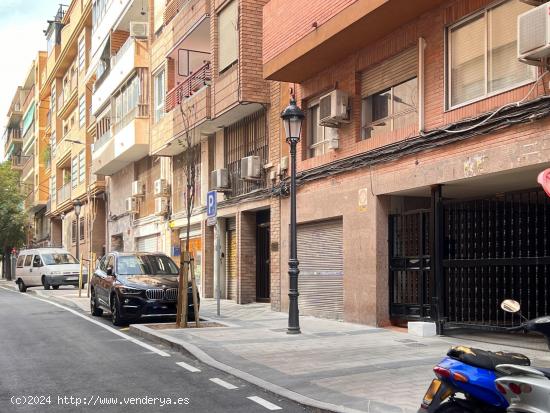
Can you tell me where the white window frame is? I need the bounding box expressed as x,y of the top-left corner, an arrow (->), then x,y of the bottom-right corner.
78,150 -> 86,183
79,95 -> 86,128
78,35 -> 86,72
307,99 -> 330,158
445,0 -> 536,110
153,69 -> 165,123
71,157 -> 78,188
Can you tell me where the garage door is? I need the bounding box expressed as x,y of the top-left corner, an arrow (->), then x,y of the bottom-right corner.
136,235 -> 159,253
226,218 -> 237,301
297,219 -> 344,320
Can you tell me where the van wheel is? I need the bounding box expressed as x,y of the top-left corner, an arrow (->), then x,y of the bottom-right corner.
52,285 -> 60,290
17,279 -> 27,292
42,276 -> 50,290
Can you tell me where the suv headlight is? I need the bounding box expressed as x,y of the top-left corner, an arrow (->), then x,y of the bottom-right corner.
118,286 -> 143,295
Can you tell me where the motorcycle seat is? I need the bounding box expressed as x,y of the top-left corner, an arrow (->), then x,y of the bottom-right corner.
447,346 -> 530,371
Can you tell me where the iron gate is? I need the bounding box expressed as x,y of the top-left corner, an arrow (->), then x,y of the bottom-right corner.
443,189 -> 550,329
389,211 -> 432,322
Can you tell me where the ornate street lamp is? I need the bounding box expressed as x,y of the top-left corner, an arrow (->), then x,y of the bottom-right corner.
280,96 -> 305,334
73,199 -> 82,260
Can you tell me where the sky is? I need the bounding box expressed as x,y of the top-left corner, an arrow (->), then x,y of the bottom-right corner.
0,0 -> 61,160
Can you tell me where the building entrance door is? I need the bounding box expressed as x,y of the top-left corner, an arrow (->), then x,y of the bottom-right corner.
256,210 -> 270,302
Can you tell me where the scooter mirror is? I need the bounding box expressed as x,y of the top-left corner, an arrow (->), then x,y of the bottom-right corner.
501,299 -> 521,313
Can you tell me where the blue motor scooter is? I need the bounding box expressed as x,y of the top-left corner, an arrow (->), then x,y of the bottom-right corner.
417,345 -> 530,413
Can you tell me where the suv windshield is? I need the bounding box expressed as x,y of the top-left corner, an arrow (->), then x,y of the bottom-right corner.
116,255 -> 179,276
42,253 -> 78,265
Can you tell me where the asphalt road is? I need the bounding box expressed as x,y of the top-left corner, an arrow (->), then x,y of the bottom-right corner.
0,287 -> 311,413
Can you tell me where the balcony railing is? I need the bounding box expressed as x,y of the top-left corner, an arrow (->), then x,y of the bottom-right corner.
112,103 -> 149,135
21,156 -> 33,179
54,136 -> 73,162
93,129 -> 112,152
7,128 -> 22,141
57,182 -> 71,204
11,155 -> 26,170
165,61 -> 211,113
164,0 -> 186,25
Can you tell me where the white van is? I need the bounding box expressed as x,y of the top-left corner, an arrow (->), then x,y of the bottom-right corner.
15,248 -> 88,292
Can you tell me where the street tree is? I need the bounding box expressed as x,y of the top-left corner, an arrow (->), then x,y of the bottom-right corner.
175,102 -> 201,327
0,161 -> 26,278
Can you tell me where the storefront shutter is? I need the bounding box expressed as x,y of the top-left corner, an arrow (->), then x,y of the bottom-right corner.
297,219 -> 344,320
361,47 -> 418,97
226,226 -> 237,301
136,235 -> 159,252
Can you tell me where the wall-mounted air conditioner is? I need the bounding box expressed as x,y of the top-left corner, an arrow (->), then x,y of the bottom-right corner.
211,168 -> 230,191
240,156 -> 261,180
154,179 -> 169,197
518,3 -> 550,65
125,197 -> 138,214
131,180 -> 144,197
319,89 -> 350,127
155,197 -> 168,216
130,22 -> 148,39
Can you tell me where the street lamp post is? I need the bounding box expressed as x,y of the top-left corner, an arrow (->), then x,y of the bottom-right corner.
73,199 -> 82,260
280,97 -> 305,335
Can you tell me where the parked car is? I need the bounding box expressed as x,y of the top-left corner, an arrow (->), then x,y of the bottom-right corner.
15,248 -> 88,292
89,252 -> 199,326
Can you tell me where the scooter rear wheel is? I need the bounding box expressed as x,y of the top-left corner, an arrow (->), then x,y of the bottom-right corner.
434,401 -> 475,413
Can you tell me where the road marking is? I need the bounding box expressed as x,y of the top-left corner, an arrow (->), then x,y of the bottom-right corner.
0,287 -> 170,357
209,378 -> 238,390
176,361 -> 201,373
247,396 -> 282,411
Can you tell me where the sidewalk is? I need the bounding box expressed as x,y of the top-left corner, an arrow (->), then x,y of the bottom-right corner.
4,279 -> 550,413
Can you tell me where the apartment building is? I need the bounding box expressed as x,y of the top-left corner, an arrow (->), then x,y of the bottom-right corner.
42,2 -> 106,260
263,0 -> 550,329
149,0 -> 284,305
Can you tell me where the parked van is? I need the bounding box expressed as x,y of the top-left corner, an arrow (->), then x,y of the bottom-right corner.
15,248 -> 88,292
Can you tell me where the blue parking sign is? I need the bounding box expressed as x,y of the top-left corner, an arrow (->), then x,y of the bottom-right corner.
207,191 -> 217,218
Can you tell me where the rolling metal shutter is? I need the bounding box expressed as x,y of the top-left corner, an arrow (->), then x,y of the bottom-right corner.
136,235 -> 159,253
361,47 -> 418,97
297,219 -> 344,320
226,218 -> 237,301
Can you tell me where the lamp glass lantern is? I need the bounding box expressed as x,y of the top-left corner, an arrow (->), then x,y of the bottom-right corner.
73,200 -> 82,216
281,98 -> 305,141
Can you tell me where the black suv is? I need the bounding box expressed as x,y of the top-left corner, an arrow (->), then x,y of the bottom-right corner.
90,252 -> 199,326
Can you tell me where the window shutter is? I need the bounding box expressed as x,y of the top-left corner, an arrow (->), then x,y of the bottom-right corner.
153,0 -> 164,33
361,47 -> 418,97
218,0 -> 239,72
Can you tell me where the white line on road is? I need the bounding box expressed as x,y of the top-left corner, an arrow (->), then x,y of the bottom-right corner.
209,378 -> 238,390
0,287 -> 170,357
247,396 -> 282,411
176,361 -> 201,373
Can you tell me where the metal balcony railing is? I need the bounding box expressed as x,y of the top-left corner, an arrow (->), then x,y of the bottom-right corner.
165,61 -> 211,113
11,155 -> 26,170
57,182 -> 71,204
21,156 -> 33,178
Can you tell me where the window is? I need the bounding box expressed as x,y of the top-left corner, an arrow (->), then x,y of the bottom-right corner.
307,104 -> 330,158
71,157 -> 78,188
113,75 -> 140,128
218,0 -> 238,72
92,0 -> 108,32
116,255 -> 179,276
78,36 -> 86,71
51,84 -> 56,114
51,131 -> 56,157
24,255 -> 32,267
79,150 -> 85,183
33,255 -> 43,267
50,175 -> 56,202
447,0 -> 534,108
362,77 -> 418,139
42,253 -> 78,265
80,217 -> 85,241
154,70 -> 165,123
153,0 -> 164,33
16,256 -> 25,268
79,95 -> 86,128
72,220 -> 77,243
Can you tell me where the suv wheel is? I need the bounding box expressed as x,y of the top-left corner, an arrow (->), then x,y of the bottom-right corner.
17,279 -> 27,293
42,276 -> 50,290
52,285 -> 60,290
90,289 -> 103,317
110,294 -> 125,326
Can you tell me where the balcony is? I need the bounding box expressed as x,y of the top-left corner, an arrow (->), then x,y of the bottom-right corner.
4,128 -> 22,155
92,38 -> 149,114
21,156 -> 34,183
263,0 -> 446,81
57,76 -> 78,118
166,62 -> 212,112
92,109 -> 150,176
57,182 -> 71,206
11,155 -> 26,171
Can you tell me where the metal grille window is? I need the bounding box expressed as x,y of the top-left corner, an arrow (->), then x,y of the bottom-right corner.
71,220 -> 77,244
78,150 -> 85,183
78,35 -> 86,71
447,0 -> 534,108
79,217 -> 85,241
224,110 -> 268,197
71,157 -> 78,188
79,95 -> 86,128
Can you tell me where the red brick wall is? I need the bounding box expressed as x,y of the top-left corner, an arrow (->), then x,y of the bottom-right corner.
290,0 -> 547,174
262,0 -> 357,63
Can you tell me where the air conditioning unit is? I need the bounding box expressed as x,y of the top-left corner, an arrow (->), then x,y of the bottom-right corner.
240,156 -> 261,180
520,0 -> 546,6
319,89 -> 350,127
131,180 -> 144,197
211,168 -> 230,191
518,3 -> 550,65
125,197 -> 138,214
155,197 -> 168,216
130,22 -> 148,39
154,179 -> 169,196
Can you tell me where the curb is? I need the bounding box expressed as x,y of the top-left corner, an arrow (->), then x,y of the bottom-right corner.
129,323 -> 368,413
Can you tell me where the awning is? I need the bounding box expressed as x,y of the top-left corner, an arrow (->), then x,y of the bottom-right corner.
22,103 -> 35,135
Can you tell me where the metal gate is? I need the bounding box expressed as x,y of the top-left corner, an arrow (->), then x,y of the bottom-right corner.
389,211 -> 432,322
226,218 -> 237,301
443,189 -> 550,329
